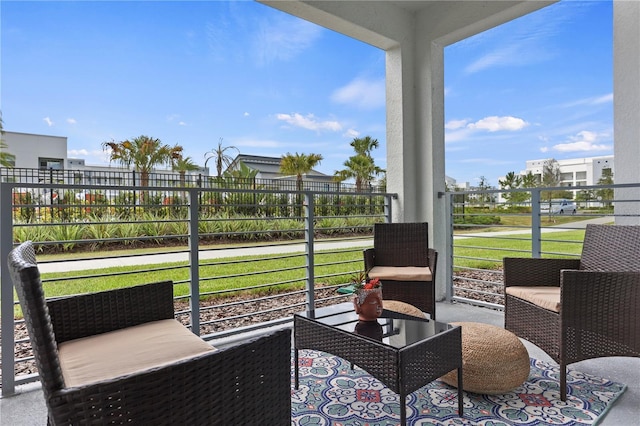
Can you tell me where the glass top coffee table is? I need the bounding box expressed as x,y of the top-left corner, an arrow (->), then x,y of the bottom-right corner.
294,302 -> 463,425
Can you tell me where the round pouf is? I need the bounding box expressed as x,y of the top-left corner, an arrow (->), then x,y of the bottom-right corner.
383,300 -> 427,318
440,322 -> 530,394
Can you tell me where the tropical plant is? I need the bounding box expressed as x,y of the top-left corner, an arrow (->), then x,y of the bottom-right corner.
279,152 -> 323,191
520,171 -> 539,188
204,138 -> 239,178
223,161 -> 259,183
102,135 -> 183,187
498,171 -> 529,204
595,168 -> 614,207
350,135 -> 379,157
172,156 -> 200,187
541,158 -> 563,205
334,136 -> 384,191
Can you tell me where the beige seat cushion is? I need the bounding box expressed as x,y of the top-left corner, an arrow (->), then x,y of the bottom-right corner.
368,266 -> 432,282
505,286 -> 561,313
58,319 -> 215,387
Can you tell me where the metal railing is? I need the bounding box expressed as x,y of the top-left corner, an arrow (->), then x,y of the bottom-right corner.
445,183 -> 640,309
0,180 -> 394,395
3,178 -> 639,394
0,166 -> 385,193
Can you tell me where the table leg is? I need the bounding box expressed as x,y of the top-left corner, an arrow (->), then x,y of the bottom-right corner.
457,366 -> 464,416
294,348 -> 300,389
400,391 -> 407,426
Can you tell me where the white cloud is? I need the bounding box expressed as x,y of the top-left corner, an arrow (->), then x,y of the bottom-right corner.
552,130 -> 611,153
446,116 -> 528,143
344,128 -> 360,138
233,138 -> 283,148
465,45 -> 521,74
276,113 -> 342,132
43,117 -> 54,126
244,112 -> 250,117
331,77 -> 385,109
558,93 -> 613,108
467,116 -> 528,132
254,17 -> 323,66
67,149 -> 109,163
445,119 -> 468,130
68,149 -> 89,156
167,114 -> 187,126
66,118 -> 77,125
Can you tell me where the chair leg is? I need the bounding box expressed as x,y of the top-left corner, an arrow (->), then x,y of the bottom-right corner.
560,362 -> 567,401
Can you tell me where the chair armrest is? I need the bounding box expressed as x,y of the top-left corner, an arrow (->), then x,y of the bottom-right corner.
47,281 -> 175,344
503,257 -> 580,288
364,248 -> 375,272
428,248 -> 438,280
48,328 -> 292,425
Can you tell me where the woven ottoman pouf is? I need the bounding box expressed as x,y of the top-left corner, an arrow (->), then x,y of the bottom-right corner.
440,321 -> 530,394
383,300 -> 427,318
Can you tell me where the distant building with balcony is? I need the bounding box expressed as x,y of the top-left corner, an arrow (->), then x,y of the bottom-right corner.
227,154 -> 348,192
523,155 -> 614,188
1,131 -> 207,187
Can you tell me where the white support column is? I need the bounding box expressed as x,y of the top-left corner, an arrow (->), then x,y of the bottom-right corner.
385,25 -> 448,301
613,0 -> 640,225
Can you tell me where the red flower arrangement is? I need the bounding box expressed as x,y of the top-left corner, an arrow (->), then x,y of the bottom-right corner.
361,277 -> 380,290
351,271 -> 381,292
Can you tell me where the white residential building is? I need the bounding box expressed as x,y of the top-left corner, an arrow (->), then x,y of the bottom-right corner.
523,156 -> 614,188
1,131 -> 207,186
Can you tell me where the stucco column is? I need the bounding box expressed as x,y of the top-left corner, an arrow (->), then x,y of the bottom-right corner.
386,31 -> 448,301
613,0 -> 640,225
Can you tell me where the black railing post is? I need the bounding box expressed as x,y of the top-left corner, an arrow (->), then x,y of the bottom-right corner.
304,192 -> 315,317
188,187 -> 201,335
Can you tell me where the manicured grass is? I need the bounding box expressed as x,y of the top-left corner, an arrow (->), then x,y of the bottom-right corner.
454,229 -> 585,270
39,249 -> 363,299
11,229 -> 588,317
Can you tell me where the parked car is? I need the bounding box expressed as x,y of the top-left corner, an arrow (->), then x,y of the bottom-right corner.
541,199 -> 577,215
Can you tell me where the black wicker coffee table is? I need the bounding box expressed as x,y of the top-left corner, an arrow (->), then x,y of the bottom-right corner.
294,303 -> 463,425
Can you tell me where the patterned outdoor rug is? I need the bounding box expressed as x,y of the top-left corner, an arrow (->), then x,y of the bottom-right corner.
291,349 -> 626,426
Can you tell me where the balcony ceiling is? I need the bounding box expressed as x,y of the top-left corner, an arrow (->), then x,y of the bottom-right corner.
259,0 -> 556,48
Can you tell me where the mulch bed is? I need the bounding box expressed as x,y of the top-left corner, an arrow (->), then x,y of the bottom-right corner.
3,271 -> 503,382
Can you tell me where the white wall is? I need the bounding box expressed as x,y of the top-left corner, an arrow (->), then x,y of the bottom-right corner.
2,131 -> 67,169
613,0 -> 640,225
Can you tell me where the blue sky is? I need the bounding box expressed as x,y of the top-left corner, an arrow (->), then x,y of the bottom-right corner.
2,1 -> 612,186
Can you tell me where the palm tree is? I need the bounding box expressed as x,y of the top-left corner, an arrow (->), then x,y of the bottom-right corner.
172,156 -> 200,188
350,136 -> 379,157
279,152 -> 323,191
334,135 -> 384,191
102,135 -> 183,187
204,138 -> 239,179
334,155 -> 384,191
0,114 -> 16,168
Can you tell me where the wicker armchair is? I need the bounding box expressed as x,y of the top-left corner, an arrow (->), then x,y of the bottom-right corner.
364,222 -> 437,318
504,224 -> 640,401
8,241 -> 292,425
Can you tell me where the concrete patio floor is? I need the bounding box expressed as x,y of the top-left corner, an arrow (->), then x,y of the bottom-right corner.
1,301 -> 638,425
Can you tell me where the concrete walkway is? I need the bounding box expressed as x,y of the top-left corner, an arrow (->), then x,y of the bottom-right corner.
38,217 -> 611,274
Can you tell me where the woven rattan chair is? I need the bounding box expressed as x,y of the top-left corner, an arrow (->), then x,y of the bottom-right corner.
8,241 -> 292,425
364,222 -> 437,318
504,224 -> 640,401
